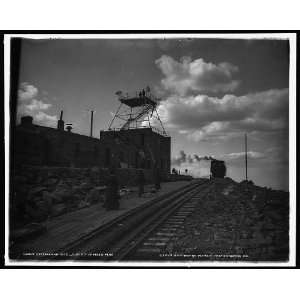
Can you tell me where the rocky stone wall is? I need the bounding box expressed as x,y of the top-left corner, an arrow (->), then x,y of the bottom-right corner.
10,165 -> 159,228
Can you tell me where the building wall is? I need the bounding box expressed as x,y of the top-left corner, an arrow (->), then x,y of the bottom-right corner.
99,128 -> 171,174
14,117 -> 171,174
14,122 -> 102,168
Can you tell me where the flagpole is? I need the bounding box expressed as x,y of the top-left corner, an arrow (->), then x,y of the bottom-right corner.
245,133 -> 248,181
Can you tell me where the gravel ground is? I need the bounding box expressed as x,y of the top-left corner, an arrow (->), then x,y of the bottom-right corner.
165,178 -> 289,262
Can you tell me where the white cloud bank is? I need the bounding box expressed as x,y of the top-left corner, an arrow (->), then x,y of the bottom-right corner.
155,55 -> 240,96
155,55 -> 288,142
17,82 -> 58,127
158,88 -> 288,142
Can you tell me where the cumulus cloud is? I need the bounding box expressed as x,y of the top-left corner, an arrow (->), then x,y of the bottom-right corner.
155,55 -> 240,96
220,151 -> 265,167
157,88 -> 288,142
17,82 -> 58,127
18,83 -> 38,101
224,151 -> 265,160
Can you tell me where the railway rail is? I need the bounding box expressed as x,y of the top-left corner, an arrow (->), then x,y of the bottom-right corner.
56,178 -> 213,261
12,179 -> 213,261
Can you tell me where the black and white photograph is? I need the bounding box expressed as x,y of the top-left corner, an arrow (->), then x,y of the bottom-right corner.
4,33 -> 296,266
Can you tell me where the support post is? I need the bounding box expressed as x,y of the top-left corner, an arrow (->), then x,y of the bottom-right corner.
245,133 -> 248,181
90,110 -> 94,137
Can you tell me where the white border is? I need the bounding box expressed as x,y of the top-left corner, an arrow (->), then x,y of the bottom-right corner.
4,33 -> 296,267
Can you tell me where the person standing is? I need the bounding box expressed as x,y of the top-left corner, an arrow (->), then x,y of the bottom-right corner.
153,165 -> 161,190
137,169 -> 145,197
104,168 -> 120,210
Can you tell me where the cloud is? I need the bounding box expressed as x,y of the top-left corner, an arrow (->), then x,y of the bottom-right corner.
155,55 -> 240,96
25,99 -> 52,111
18,83 -> 38,101
17,82 -> 58,127
220,151 -> 266,167
157,88 -> 288,142
224,151 -> 265,160
171,150 -> 187,166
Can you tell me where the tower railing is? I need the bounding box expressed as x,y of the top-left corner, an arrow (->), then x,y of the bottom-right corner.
118,92 -> 159,103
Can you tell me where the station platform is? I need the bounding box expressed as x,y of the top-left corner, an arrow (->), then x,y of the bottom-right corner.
13,180 -> 194,255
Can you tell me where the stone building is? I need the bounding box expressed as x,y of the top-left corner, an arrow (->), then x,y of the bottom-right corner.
14,116 -> 101,168
13,116 -> 171,174
99,128 -> 171,174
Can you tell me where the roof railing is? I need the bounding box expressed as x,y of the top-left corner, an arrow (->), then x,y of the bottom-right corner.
108,126 -> 169,137
118,91 -> 159,103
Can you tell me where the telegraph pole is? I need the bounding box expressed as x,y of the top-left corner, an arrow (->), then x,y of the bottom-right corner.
90,110 -> 94,137
245,133 -> 248,181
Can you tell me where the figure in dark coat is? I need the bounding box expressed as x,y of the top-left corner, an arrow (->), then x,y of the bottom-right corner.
153,165 -> 161,190
104,170 -> 120,210
137,170 -> 145,197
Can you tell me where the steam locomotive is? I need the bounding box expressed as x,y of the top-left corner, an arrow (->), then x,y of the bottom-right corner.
210,159 -> 226,178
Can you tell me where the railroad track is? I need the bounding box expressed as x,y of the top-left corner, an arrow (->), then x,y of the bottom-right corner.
10,179 -> 212,261
113,190 -> 210,261
52,179 -> 213,261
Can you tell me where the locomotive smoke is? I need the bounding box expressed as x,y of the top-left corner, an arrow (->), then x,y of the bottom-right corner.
172,150 -> 215,166
194,154 -> 215,162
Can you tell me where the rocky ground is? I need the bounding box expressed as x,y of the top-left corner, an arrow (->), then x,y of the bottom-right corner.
10,166 -> 109,230
10,165 -> 191,234
165,178 -> 289,262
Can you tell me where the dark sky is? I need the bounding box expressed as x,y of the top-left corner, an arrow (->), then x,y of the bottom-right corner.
16,37 -> 290,190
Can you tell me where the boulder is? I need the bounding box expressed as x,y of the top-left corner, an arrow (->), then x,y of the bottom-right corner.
51,203 -> 67,216
78,199 -> 90,209
35,199 -> 51,221
42,191 -> 58,206
43,177 -> 59,186
25,197 -> 48,222
79,181 -> 93,191
10,223 -> 47,243
53,183 -> 73,201
27,186 -> 47,201
84,187 -> 104,204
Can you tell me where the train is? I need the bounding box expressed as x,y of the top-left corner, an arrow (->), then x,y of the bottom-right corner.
210,159 -> 226,178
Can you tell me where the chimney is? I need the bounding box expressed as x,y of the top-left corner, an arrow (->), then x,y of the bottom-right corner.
66,125 -> 73,133
57,110 -> 64,131
21,116 -> 33,127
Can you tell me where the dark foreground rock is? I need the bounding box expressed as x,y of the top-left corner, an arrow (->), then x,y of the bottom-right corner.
165,178 -> 289,262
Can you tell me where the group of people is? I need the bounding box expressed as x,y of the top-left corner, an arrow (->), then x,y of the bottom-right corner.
103,166 -> 161,211
138,89 -> 146,98
171,168 -> 188,175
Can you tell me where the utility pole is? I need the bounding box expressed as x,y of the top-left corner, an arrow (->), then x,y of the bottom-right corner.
245,133 -> 248,181
57,110 -> 64,131
90,110 -> 94,137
